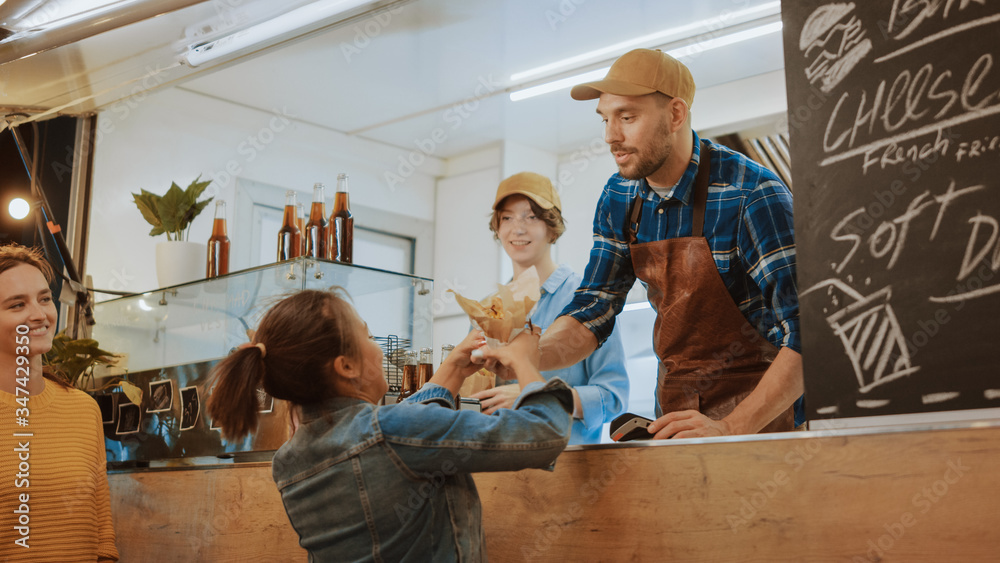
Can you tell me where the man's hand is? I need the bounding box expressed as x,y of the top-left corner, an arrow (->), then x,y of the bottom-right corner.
647,410 -> 732,439
471,384 -> 520,415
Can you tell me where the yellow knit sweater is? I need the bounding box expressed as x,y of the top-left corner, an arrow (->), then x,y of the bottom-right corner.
0,380 -> 119,562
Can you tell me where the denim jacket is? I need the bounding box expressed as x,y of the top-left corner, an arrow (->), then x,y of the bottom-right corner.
272,378 -> 574,562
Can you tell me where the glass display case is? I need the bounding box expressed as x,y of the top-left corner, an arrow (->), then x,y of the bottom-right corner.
92,257 -> 433,465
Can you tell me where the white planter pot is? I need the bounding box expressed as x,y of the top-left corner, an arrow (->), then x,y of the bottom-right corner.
155,241 -> 206,288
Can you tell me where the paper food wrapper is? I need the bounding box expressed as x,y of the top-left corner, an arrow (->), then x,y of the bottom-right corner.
448,266 -> 541,346
459,368 -> 496,397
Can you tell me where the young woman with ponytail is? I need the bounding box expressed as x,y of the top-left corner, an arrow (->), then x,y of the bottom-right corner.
207,288 -> 573,562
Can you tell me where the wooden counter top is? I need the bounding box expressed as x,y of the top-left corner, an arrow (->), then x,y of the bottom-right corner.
108,422 -> 1000,561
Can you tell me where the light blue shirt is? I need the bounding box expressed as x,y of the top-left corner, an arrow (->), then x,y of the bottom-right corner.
532,264 -> 629,444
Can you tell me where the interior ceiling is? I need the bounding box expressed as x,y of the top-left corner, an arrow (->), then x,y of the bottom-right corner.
0,0 -> 787,158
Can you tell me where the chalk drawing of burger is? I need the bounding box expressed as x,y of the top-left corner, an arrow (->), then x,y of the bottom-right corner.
801,2 -> 873,93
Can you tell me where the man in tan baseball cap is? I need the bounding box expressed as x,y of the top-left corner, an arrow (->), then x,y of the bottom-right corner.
539,48 -> 804,441
570,48 -> 696,107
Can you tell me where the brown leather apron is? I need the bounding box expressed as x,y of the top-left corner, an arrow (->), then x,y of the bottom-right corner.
627,144 -> 793,433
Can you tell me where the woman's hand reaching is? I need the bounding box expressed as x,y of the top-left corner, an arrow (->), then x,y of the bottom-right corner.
445,329 -> 487,378
471,384 -> 520,415
427,329 -> 486,396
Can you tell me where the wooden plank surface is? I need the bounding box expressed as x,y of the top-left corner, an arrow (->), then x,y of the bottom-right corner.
109,463 -> 307,562
108,425 -> 1000,561
477,425 -> 1000,562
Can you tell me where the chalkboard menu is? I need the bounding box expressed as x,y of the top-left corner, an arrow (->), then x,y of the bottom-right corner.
782,1 -> 1000,419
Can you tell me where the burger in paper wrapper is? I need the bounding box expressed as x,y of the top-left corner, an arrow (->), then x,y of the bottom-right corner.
447,266 -> 540,347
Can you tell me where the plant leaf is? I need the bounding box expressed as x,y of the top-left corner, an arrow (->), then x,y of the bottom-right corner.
63,340 -> 118,361
185,175 -> 212,202
157,182 -> 188,235
132,192 -> 162,229
64,338 -> 99,349
139,190 -> 163,218
119,381 -> 143,406
174,176 -> 213,235
179,197 -> 213,233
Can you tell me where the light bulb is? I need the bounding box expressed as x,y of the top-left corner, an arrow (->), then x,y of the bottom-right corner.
8,198 -> 30,220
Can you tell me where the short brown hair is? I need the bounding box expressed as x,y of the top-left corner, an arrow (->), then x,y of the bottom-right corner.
0,244 -> 54,283
207,288 -> 364,441
489,195 -> 566,243
0,244 -> 68,388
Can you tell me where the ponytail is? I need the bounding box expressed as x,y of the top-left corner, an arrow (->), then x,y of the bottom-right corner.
207,288 -> 360,441
207,346 -> 267,441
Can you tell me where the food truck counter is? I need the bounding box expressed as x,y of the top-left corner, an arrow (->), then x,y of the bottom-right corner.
107,420 -> 1000,561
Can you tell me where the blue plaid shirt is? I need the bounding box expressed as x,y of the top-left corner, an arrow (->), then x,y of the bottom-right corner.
562,132 -> 800,354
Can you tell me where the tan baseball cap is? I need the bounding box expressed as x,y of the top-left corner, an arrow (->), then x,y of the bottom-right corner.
570,48 -> 695,107
493,172 -> 561,211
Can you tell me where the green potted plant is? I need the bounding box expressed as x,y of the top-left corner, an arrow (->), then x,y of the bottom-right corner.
43,331 -> 142,404
132,176 -> 213,288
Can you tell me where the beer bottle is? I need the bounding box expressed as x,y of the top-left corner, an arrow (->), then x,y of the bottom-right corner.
440,344 -> 454,368
277,190 -> 302,261
296,201 -> 307,255
330,173 -> 354,264
399,350 -> 418,401
304,183 -> 329,259
206,200 -> 230,278
417,347 -> 433,389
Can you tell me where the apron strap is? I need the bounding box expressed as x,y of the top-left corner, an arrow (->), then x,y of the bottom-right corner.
626,186 -> 643,244
691,142 -> 711,238
626,141 -> 712,243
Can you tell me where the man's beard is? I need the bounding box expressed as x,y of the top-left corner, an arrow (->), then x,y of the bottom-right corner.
611,119 -> 673,180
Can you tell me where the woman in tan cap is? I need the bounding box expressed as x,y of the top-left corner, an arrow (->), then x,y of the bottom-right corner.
474,171 -> 629,445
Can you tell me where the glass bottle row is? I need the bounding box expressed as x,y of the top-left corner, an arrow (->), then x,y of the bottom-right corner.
277,173 -> 353,263
205,173 -> 355,279
398,345 -> 454,401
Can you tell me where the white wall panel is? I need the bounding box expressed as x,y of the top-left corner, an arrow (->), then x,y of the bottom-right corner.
87,87 -> 438,297
431,160 -> 501,353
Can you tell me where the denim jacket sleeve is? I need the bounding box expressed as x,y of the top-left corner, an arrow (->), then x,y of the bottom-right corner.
377,378 -> 574,476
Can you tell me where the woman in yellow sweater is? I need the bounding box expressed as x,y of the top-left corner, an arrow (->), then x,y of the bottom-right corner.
0,244 -> 118,562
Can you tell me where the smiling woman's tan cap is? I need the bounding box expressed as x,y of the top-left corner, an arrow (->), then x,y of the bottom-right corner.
493,172 -> 561,211
570,48 -> 695,107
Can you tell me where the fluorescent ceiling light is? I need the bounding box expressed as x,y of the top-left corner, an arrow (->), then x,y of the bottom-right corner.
510,1 -> 781,83
669,20 -> 782,58
509,20 -> 783,102
2,0 -> 122,33
510,67 -> 608,102
183,0 -> 377,67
